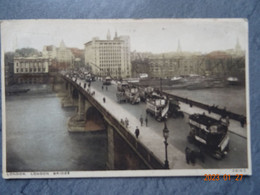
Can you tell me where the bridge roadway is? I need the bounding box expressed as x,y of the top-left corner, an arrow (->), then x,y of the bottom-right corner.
70,77 -> 248,169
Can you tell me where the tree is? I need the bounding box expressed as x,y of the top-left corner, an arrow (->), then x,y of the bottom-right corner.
15,48 -> 40,57
4,52 -> 15,65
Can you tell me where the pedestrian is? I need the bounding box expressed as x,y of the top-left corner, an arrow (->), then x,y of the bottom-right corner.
185,147 -> 191,164
88,82 -> 91,88
145,116 -> 148,127
102,85 -> 104,90
106,86 -> 108,91
140,115 -> 143,126
120,119 -> 125,126
125,117 -> 129,128
103,97 -> 106,103
84,82 -> 87,89
135,126 -> 140,139
240,116 -> 245,127
225,116 -> 230,126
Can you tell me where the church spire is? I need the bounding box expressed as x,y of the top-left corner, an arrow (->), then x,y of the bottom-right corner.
60,40 -> 66,50
177,39 -> 182,53
107,30 -> 111,40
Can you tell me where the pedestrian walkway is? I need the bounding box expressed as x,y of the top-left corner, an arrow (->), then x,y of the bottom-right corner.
75,78 -> 202,169
179,102 -> 247,138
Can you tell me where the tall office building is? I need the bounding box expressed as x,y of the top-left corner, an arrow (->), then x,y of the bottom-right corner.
84,31 -> 131,78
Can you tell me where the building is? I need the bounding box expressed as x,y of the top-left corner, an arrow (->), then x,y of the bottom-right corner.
84,31 -> 131,78
42,45 -> 57,59
132,38 -> 245,79
149,55 -> 177,78
70,48 -> 84,69
5,62 -> 14,86
13,56 -> 50,84
4,52 -> 15,86
42,41 -> 74,71
56,40 -> 74,65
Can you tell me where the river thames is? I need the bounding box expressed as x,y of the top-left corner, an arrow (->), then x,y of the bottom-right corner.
6,84 -> 108,172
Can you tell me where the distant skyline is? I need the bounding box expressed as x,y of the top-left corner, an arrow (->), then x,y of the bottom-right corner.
1,19 -> 247,54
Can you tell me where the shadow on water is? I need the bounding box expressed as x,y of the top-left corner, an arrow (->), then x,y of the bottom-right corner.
67,131 -> 108,171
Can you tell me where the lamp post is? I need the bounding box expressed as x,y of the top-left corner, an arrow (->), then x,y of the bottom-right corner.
163,118 -> 169,169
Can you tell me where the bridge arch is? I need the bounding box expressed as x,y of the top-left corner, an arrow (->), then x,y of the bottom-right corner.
72,88 -> 79,99
85,106 -> 106,131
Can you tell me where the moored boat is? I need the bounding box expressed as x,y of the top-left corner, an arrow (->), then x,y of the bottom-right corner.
227,77 -> 240,85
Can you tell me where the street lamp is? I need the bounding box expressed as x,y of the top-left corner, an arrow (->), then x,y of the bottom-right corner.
162,118 -> 169,169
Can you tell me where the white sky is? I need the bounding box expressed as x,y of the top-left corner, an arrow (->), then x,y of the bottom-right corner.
1,19 -> 248,54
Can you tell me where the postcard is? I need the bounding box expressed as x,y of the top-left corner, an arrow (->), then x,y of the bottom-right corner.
1,19 -> 251,179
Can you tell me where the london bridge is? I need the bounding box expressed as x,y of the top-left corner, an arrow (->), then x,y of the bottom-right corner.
54,71 -> 248,170
3,19 -> 249,176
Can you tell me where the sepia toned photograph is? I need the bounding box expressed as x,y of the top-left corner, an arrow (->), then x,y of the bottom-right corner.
1,19 -> 251,178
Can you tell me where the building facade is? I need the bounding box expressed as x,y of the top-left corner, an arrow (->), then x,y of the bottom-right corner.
132,39 -> 245,79
84,31 -> 131,78
5,62 -> 14,86
43,41 -> 74,71
42,45 -> 57,59
56,41 -> 74,64
13,56 -> 50,84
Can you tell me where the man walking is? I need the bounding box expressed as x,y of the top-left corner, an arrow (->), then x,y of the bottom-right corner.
185,147 -> 191,164
125,117 -> 129,128
140,115 -> 143,126
145,116 -> 148,127
103,97 -> 106,103
135,126 -> 140,139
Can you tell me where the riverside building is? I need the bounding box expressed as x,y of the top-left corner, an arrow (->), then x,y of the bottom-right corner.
84,31 -> 131,78
13,56 -> 50,84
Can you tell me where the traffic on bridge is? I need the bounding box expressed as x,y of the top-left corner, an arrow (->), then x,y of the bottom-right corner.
61,70 -> 248,170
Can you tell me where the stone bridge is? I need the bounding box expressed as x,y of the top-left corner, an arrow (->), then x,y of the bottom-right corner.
52,74 -> 165,170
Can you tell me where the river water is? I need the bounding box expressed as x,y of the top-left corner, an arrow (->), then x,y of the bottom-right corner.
6,84 -> 108,172
166,86 -> 247,115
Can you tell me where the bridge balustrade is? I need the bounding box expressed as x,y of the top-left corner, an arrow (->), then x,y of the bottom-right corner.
163,92 -> 246,123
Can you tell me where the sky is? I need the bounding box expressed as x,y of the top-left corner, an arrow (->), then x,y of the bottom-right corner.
1,19 -> 248,54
